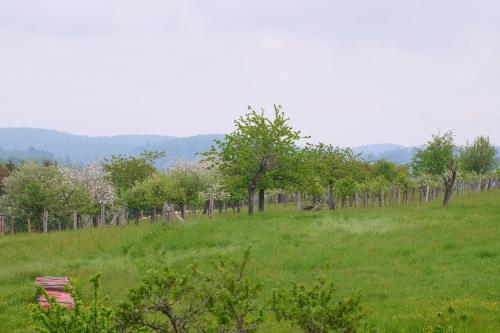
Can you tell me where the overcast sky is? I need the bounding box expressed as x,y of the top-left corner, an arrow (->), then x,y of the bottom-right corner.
1,1 -> 499,146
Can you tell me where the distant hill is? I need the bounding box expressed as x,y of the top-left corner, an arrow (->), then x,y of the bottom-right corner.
0,128 -> 224,168
1,128 -> 497,167
352,144 -> 418,164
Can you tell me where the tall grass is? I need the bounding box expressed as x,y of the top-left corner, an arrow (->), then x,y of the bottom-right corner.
0,191 -> 499,332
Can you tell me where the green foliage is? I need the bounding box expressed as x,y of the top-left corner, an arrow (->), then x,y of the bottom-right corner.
165,164 -> 207,208
335,177 -> 358,201
116,250 -> 265,333
206,105 -> 302,212
459,136 -> 498,175
412,132 -> 455,177
205,249 -> 264,333
303,143 -> 348,188
372,160 -> 398,183
102,151 -> 165,199
31,274 -> 117,333
141,173 -> 177,208
428,306 -> 468,333
116,266 -> 207,333
292,146 -> 327,196
0,162 -> 64,227
272,277 -> 367,333
394,165 -> 414,189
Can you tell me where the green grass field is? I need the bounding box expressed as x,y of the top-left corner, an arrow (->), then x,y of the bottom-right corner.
1,191 -> 499,332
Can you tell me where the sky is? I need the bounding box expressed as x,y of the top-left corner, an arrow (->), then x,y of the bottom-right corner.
1,0 -> 499,146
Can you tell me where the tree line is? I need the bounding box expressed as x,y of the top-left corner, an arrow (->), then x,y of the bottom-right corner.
1,106 -> 499,233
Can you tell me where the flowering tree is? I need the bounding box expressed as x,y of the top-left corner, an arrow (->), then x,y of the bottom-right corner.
191,160 -> 227,219
86,163 -> 115,226
60,163 -> 115,227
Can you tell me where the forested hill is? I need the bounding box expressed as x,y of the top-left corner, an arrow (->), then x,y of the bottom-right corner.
352,144 -> 419,164
0,128 -> 224,167
0,128 -> 497,166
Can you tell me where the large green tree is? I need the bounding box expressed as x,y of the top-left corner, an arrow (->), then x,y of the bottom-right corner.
459,136 -> 498,191
412,131 -> 457,207
207,106 -> 302,214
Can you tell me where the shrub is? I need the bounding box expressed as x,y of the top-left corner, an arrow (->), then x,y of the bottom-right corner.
271,277 -> 367,333
116,249 -> 265,333
115,266 -> 207,333
204,249 -> 264,333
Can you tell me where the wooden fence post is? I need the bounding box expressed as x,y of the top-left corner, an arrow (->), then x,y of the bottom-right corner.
10,216 -> 14,235
43,210 -> 48,233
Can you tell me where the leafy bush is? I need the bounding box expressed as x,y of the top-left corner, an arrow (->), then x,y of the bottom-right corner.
31,253 -> 367,333
115,266 -> 207,333
116,249 -> 265,333
31,274 -> 117,333
271,277 -> 367,333
204,249 -> 264,333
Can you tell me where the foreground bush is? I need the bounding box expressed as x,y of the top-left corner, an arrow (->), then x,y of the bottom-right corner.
31,252 -> 368,333
271,277 -> 367,333
116,249 -> 265,333
204,249 -> 264,333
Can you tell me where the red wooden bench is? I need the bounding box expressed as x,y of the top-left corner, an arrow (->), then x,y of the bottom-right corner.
35,276 -> 74,310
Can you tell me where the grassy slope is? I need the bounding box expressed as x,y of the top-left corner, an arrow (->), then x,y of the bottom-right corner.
0,191 -> 499,332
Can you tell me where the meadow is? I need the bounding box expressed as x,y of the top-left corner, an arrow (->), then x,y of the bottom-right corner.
0,191 -> 499,332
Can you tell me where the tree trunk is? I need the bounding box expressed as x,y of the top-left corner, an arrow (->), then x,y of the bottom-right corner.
248,187 -> 256,215
73,210 -> 78,230
425,185 -> 430,203
43,210 -> 48,233
354,192 -> 359,208
110,210 -> 119,226
163,203 -> 176,222
28,217 -> 32,233
327,184 -> 335,210
443,165 -> 457,207
258,189 -> 265,212
296,191 -> 302,210
181,203 -> 187,219
477,176 -> 482,192
0,215 -> 3,235
10,215 -> 14,235
208,197 -> 215,219
379,190 -> 384,207
151,207 -> 157,223
100,204 -> 105,227
397,188 -> 401,205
